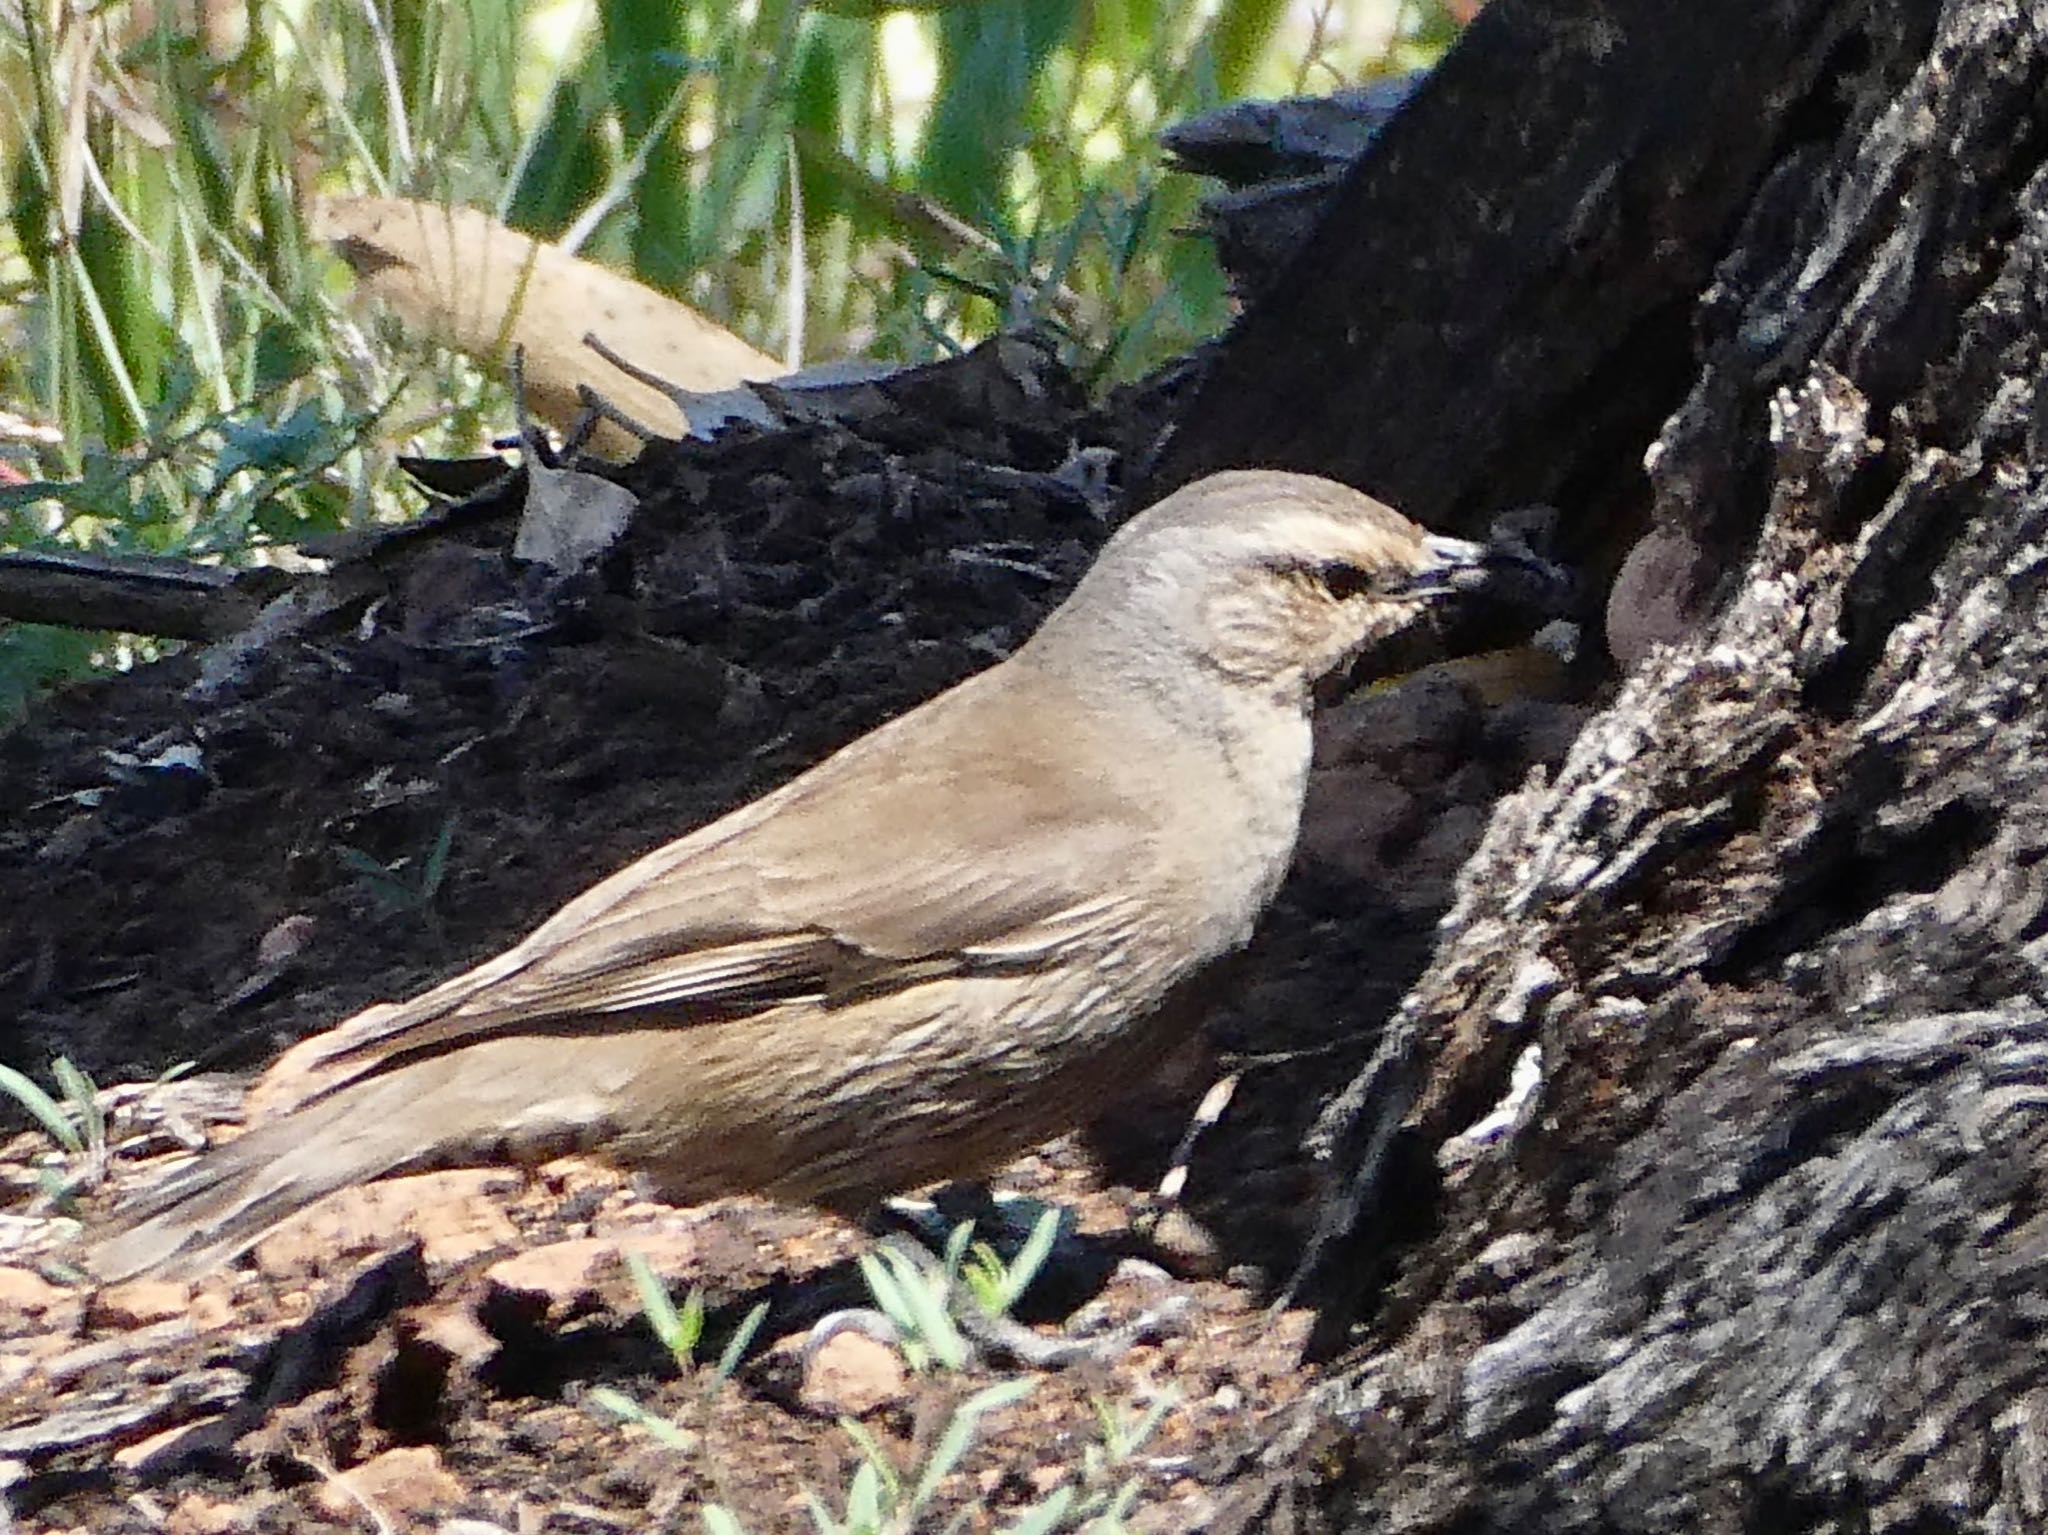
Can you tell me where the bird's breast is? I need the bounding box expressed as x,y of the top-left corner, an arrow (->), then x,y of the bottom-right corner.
1179,697 -> 1314,948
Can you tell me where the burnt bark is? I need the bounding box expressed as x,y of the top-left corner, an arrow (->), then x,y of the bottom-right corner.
0,550 -> 262,640
1147,0 -> 1941,604
1223,0 -> 2048,1530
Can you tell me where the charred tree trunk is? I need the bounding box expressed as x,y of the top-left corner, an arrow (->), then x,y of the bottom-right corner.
1198,0 -> 2048,1529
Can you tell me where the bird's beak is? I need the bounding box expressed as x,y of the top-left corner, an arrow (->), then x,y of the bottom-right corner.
1396,532 -> 1575,608
1386,533 -> 1491,599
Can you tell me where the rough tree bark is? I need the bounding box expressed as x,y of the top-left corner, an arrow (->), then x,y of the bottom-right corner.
1191,0 -> 2048,1530
1146,0 -> 1941,594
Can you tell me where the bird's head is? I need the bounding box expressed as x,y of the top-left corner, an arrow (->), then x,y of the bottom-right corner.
1030,469 -> 1504,700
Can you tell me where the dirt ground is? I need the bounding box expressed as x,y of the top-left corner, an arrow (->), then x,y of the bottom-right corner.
0,337 -> 1586,1531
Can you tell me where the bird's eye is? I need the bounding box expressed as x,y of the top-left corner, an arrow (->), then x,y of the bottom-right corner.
1314,560 -> 1381,601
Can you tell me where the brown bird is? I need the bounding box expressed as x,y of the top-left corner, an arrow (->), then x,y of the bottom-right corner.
90,469 -> 1512,1283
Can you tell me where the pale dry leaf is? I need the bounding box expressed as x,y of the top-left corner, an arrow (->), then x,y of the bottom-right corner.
308,196 -> 785,453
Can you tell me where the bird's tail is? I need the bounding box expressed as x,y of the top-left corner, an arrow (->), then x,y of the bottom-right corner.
86,1073 -> 444,1282
85,1048 -> 594,1283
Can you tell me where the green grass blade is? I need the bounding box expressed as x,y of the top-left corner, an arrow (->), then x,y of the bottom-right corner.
0,1063 -> 84,1153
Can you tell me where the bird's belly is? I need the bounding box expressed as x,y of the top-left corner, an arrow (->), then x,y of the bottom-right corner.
612,966 -> 1191,1211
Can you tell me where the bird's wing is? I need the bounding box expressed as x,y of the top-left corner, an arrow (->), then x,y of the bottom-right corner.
294,670 -> 1170,1088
